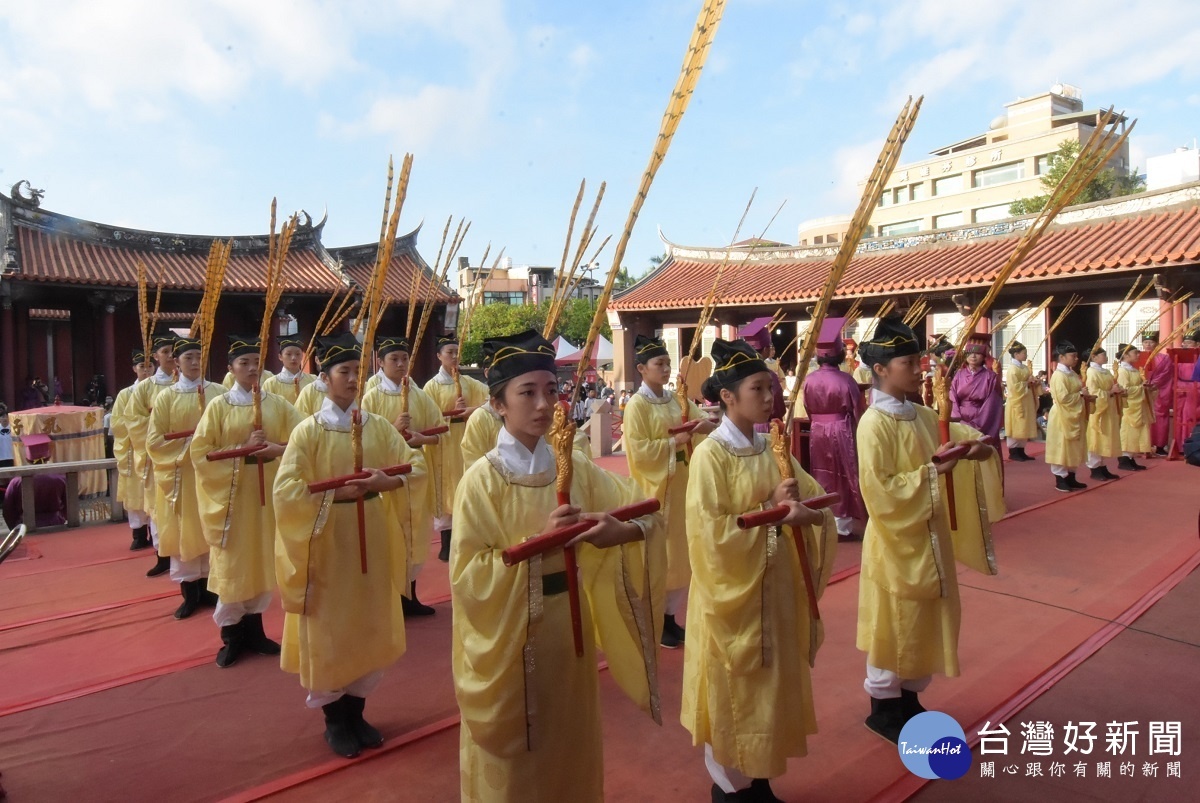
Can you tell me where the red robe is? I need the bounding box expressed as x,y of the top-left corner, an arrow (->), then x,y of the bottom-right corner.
1145,353 -> 1173,448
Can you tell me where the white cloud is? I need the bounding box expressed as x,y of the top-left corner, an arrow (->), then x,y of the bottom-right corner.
321,79 -> 497,154
826,138 -> 887,208
570,43 -> 597,72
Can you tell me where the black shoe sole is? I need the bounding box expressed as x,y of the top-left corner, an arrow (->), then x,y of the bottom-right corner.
863,719 -> 901,744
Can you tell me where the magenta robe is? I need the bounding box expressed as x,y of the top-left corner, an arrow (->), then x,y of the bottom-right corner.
1176,357 -> 1199,449
949,365 -> 1003,441
801,365 -> 867,521
1146,353 -> 1173,448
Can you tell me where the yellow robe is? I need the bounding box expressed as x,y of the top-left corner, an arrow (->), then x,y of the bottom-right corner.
223,370 -> 274,390
1085,367 -> 1121,459
681,429 -> 837,779
1045,368 -> 1086,468
852,363 -> 874,386
856,404 -> 1004,682
361,378 -> 443,568
622,389 -> 706,600
365,371 -> 383,393
109,383 -> 142,512
261,372 -> 316,406
147,381 -> 227,562
127,373 -> 176,519
1004,362 -> 1038,441
294,380 -> 327,418
1117,364 -> 1153,453
422,372 -> 490,520
451,447 -> 662,803
274,411 -> 424,691
191,391 -> 303,603
461,405 -> 504,470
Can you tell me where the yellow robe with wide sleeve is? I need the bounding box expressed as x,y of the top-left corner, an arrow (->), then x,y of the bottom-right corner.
147,381 -> 226,562
274,411 -> 424,691
856,404 -> 1004,682
110,383 -> 142,512
622,390 -> 706,600
261,372 -> 316,407
422,372 -> 490,520
1117,364 -> 1153,453
1004,362 -> 1038,441
1085,367 -> 1121,458
127,374 -> 176,519
1045,368 -> 1086,468
681,430 -> 838,779
191,391 -> 303,603
361,378 -> 443,568
294,380 -> 327,418
852,363 -> 874,386
451,448 -> 662,803
461,405 -> 504,470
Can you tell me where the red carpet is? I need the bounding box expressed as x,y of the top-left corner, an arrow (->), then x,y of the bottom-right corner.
0,453 -> 1194,802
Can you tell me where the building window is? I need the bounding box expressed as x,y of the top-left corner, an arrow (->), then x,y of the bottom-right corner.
933,174 -> 962,196
893,187 -> 905,205
1035,154 -> 1053,175
827,232 -> 839,243
933,212 -> 963,229
910,182 -> 928,201
483,291 -> 525,305
878,192 -> 893,208
813,235 -> 824,245
880,219 -> 921,237
974,204 -> 1010,223
972,161 -> 1026,188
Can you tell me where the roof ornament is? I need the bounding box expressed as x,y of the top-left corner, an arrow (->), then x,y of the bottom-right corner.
10,180 -> 44,208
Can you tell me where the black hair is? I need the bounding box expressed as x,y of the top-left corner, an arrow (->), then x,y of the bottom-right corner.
816,353 -> 842,369
701,374 -> 749,411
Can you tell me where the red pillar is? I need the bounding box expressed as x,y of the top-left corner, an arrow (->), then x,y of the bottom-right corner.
1,298 -> 15,409
102,301 -> 117,402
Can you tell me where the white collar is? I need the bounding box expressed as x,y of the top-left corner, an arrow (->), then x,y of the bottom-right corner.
434,367 -> 454,384
637,383 -> 669,400
175,374 -> 203,392
317,397 -> 361,430
484,403 -> 502,421
1056,363 -> 1074,375
1120,361 -> 1137,371
153,368 -> 173,385
494,426 -> 555,476
380,374 -> 403,394
276,366 -> 299,383
1011,358 -> 1026,368
870,387 -> 915,417
713,415 -> 755,450
1090,362 -> 1111,374
312,377 -> 327,392
227,382 -> 255,405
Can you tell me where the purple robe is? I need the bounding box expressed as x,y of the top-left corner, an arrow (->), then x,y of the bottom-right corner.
801,365 -> 867,521
753,370 -> 787,434
1145,353 -> 1173,448
950,365 -> 1003,441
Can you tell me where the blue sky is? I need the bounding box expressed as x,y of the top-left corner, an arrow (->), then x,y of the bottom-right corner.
2,0 -> 1198,286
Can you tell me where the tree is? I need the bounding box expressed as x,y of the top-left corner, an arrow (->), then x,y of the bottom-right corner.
457,297 -> 612,365
613,266 -> 639,291
1008,139 -> 1146,216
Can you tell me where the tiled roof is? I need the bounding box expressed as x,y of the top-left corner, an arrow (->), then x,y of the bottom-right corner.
613,198 -> 1200,312
328,234 -> 455,305
16,226 -> 341,293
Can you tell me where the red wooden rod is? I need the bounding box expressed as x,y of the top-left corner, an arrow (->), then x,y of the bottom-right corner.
931,444 -> 971,464
667,418 -> 703,435
938,418 -> 958,528
735,493 -> 841,530
442,408 -> 467,419
556,490 -> 585,658
305,463 -> 412,494
501,499 -> 660,567
163,430 -> 194,441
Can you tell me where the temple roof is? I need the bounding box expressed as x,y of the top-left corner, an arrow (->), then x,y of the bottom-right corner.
613,183 -> 1200,312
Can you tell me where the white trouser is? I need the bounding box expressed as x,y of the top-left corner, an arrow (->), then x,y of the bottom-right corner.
407,560 -> 423,586
1085,453 -> 1104,469
835,515 -> 855,536
864,663 -> 932,699
665,587 -> 688,617
128,509 -> 150,529
149,519 -> 159,547
1122,451 -> 1135,458
705,743 -> 754,793
433,514 -> 452,532
170,554 -> 209,582
1048,464 -> 1072,478
1006,437 -> 1026,449
306,669 -> 386,709
213,591 -> 272,627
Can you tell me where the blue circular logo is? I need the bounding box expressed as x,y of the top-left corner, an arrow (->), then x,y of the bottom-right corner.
897,712 -> 971,780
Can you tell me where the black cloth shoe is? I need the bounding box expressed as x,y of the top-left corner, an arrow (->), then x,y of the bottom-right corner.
710,784 -> 755,802
438,529 -> 451,562
1008,446 -> 1034,462
129,525 -> 152,550
198,576 -> 219,608
1155,446 -> 1168,457
343,695 -> 384,749
1118,456 -> 1147,472
1055,476 -> 1073,493
1090,466 -> 1119,481
146,554 -> 170,577
322,697 -> 361,758
1066,472 -> 1087,490
215,621 -> 246,668
401,581 -> 436,617
749,779 -> 783,802
173,580 -> 201,620
900,689 -> 927,722
865,696 -> 905,743
242,613 -> 282,655
660,614 -> 685,649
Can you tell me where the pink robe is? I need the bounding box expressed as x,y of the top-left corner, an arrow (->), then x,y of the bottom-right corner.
1176,355 -> 1199,450
801,365 -> 867,521
1146,353 -> 1174,448
949,365 -> 1004,441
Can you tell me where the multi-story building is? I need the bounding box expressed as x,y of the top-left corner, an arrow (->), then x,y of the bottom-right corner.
456,256 -> 602,309
798,84 -> 1131,244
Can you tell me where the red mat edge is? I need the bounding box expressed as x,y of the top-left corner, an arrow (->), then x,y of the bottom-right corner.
870,545 -> 1200,803
0,591 -> 178,633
